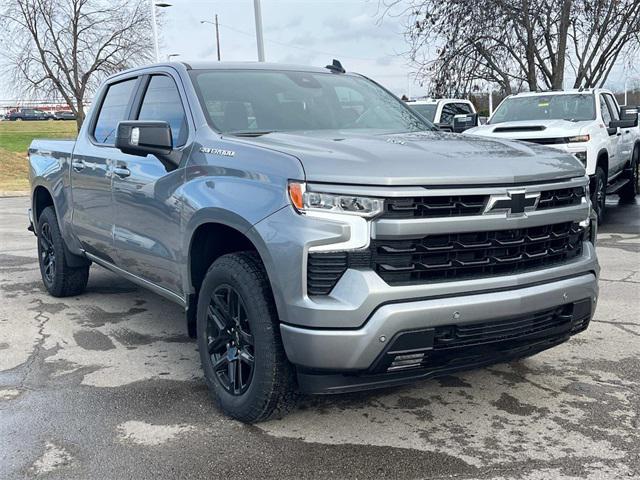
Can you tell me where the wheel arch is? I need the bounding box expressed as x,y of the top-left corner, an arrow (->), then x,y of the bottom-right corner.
184,214 -> 284,337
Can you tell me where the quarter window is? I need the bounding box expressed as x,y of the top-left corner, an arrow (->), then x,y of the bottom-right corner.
93,78 -> 137,145
137,75 -> 188,147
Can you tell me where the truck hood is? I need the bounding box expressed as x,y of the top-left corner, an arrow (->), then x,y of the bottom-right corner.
466,119 -> 591,140
242,129 -> 584,186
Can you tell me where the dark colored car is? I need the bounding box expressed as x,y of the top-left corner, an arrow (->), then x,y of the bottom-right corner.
6,108 -> 51,121
52,110 -> 76,120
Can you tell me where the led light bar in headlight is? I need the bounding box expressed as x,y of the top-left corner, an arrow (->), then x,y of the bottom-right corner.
288,182 -> 384,218
567,134 -> 590,143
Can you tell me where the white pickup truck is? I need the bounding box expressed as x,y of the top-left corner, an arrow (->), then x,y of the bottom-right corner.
406,98 -> 479,133
466,89 -> 640,222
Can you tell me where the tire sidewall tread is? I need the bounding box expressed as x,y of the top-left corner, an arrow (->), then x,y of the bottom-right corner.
196,251 -> 297,423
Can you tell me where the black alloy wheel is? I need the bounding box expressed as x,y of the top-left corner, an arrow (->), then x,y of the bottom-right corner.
38,221 -> 56,285
206,284 -> 255,395
593,166 -> 607,223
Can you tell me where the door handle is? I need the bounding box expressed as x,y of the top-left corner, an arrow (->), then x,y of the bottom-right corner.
71,160 -> 85,171
113,166 -> 131,178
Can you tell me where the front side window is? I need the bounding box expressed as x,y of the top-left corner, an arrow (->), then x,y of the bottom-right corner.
490,94 -> 596,124
137,75 -> 188,147
189,69 -> 431,134
600,96 -> 612,124
93,78 -> 137,144
603,94 -> 620,121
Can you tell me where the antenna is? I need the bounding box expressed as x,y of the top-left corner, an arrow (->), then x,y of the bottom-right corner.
325,59 -> 345,74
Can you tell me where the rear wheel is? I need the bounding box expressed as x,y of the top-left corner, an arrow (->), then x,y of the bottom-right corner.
37,207 -> 89,297
618,146 -> 639,202
196,251 -> 297,423
591,166 -> 607,224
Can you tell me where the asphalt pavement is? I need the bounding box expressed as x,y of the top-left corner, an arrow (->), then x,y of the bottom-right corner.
1,195 -> 638,480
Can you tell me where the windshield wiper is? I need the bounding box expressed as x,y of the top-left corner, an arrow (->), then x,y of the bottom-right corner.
227,130 -> 278,137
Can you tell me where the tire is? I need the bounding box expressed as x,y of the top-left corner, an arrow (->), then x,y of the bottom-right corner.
591,166 -> 607,224
618,146 -> 639,202
196,251 -> 297,423
15,117 -> 22,121
37,206 -> 89,297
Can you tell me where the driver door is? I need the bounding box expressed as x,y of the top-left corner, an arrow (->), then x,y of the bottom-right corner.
112,71 -> 192,297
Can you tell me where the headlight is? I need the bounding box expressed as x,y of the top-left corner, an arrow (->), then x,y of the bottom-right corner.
288,182 -> 384,218
574,150 -> 587,166
567,134 -> 590,143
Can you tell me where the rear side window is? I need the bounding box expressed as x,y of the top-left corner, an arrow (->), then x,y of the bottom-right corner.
137,75 -> 188,147
440,103 -> 457,124
455,103 -> 473,114
93,78 -> 137,144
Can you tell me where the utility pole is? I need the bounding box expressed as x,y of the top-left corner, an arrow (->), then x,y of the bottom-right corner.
151,0 -> 159,62
253,0 -> 265,62
215,14 -> 221,61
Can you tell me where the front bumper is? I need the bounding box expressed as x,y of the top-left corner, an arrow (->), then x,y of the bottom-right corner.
282,271 -> 597,367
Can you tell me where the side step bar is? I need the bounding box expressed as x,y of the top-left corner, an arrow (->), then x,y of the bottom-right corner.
607,177 -> 630,194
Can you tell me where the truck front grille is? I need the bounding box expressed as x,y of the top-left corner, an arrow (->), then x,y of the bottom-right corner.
384,195 -> 486,218
372,221 -> 583,286
307,221 -> 584,294
382,187 -> 584,219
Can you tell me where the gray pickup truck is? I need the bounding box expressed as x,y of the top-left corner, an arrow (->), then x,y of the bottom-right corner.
28,61 -> 599,423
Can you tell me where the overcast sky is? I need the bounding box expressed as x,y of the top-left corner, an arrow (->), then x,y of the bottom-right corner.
1,0 -> 637,102
156,0 -> 423,96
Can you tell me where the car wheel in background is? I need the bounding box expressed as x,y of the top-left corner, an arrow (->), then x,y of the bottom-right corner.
618,146 -> 639,203
37,206 -> 90,297
196,251 -> 297,423
592,166 -> 607,224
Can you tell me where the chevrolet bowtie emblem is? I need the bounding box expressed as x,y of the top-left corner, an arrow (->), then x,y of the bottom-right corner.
484,190 -> 540,216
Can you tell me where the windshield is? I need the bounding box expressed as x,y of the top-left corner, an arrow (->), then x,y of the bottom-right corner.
408,104 -> 437,122
189,69 -> 432,134
490,94 -> 596,124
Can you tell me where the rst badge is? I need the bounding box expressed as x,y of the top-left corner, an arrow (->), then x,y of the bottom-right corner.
484,190 -> 540,217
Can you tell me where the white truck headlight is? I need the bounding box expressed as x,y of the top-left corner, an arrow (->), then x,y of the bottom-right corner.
288,182 -> 384,218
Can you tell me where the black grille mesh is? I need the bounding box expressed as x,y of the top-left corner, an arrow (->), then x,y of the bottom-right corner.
372,222 -> 583,286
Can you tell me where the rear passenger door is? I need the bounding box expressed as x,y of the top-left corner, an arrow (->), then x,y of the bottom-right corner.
71,76 -> 140,262
111,72 -> 192,296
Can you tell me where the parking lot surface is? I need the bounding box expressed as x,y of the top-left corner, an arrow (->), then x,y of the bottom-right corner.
1,195 -> 638,479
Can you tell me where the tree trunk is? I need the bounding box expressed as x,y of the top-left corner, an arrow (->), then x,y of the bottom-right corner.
75,100 -> 85,132
551,0 -> 572,89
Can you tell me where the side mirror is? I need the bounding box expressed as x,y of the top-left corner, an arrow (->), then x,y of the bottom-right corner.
115,121 -> 173,157
452,113 -> 479,133
609,117 -> 638,130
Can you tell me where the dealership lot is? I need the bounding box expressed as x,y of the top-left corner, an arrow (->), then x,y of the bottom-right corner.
0,195 -> 638,479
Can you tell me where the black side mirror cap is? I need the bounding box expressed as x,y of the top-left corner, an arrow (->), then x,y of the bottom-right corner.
116,121 -> 173,157
609,117 -> 638,129
452,113 -> 479,133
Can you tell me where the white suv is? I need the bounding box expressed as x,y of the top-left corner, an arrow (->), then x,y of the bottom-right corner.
466,89 -> 640,222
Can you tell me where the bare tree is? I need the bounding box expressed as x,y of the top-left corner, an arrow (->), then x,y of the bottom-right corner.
0,0 -> 153,130
383,0 -> 640,96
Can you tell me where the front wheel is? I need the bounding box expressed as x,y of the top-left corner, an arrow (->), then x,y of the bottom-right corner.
618,146 -> 639,202
196,251 -> 297,423
591,166 -> 607,224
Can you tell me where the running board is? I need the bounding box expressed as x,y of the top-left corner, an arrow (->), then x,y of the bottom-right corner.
607,177 -> 630,194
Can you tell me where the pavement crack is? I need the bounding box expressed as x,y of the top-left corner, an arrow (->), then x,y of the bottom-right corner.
19,310 -> 51,388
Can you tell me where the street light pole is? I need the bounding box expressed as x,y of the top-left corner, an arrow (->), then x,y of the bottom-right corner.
151,0 -> 159,62
215,14 -> 221,61
253,0 -> 265,62
150,2 -> 172,63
